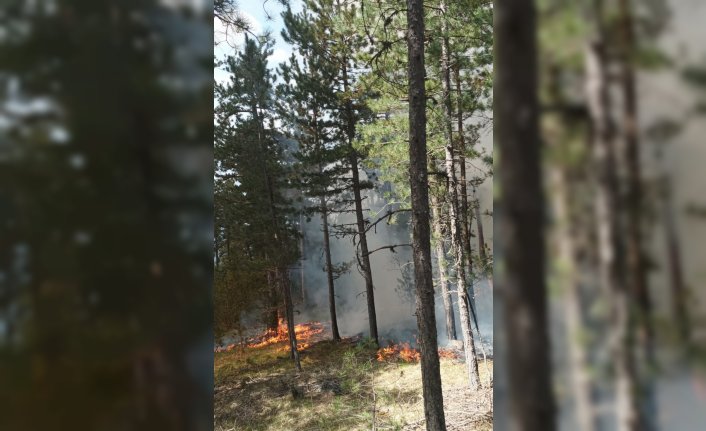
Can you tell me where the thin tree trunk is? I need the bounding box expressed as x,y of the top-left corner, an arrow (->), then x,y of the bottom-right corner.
495,1 -> 556,430
349,152 -> 378,345
584,3 -> 640,427
341,53 -> 378,346
431,191 -> 458,341
440,0 -> 480,390
312,101 -> 341,342
321,196 -> 341,341
407,0 -> 446,428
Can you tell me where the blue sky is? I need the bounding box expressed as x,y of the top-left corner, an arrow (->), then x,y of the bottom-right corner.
214,0 -> 303,85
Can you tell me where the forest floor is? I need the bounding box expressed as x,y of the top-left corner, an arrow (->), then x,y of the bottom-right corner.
214,334 -> 493,431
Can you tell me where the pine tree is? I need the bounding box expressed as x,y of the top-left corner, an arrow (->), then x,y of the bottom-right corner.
215,35 -> 301,370
279,4 -> 353,341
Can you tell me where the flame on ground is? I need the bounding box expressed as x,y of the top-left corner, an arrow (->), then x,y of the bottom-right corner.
376,343 -> 462,363
376,342 -> 421,363
215,319 -> 325,353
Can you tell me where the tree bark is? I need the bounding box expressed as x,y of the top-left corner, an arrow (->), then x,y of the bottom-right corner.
495,1 -> 556,430
440,0 -> 480,391
407,0 -> 446,429
431,192 -> 458,341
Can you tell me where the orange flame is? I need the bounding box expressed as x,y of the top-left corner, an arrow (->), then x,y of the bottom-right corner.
376,343 -> 462,363
438,348 -> 461,360
247,319 -> 324,352
376,342 -> 421,363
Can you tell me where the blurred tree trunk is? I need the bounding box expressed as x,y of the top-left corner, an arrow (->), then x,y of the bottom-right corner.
406,0 -> 447,428
550,165 -> 595,431
585,1 -> 641,428
496,0 -> 556,429
440,0 -> 480,390
431,192 -> 458,341
617,0 -> 658,428
545,60 -> 595,431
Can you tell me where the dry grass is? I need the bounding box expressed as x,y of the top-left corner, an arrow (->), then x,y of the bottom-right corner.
214,337 -> 493,431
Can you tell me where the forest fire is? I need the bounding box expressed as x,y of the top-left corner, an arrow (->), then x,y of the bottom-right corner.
438,348 -> 461,360
376,342 -> 421,363
376,343 -> 462,363
247,318 -> 324,352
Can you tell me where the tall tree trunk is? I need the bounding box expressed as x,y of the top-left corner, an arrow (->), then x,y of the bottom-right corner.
495,1 -> 556,430
617,1 -> 658,427
406,0 -> 446,428
340,52 -> 378,346
431,191 -> 458,341
584,3 -> 640,427
321,195 -> 341,341
440,0 -> 480,390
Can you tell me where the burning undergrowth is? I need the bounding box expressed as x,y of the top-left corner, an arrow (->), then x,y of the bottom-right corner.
215,318 -> 325,353
376,341 -> 463,363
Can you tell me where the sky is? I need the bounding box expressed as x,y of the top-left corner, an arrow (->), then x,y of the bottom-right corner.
214,0 -> 303,85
